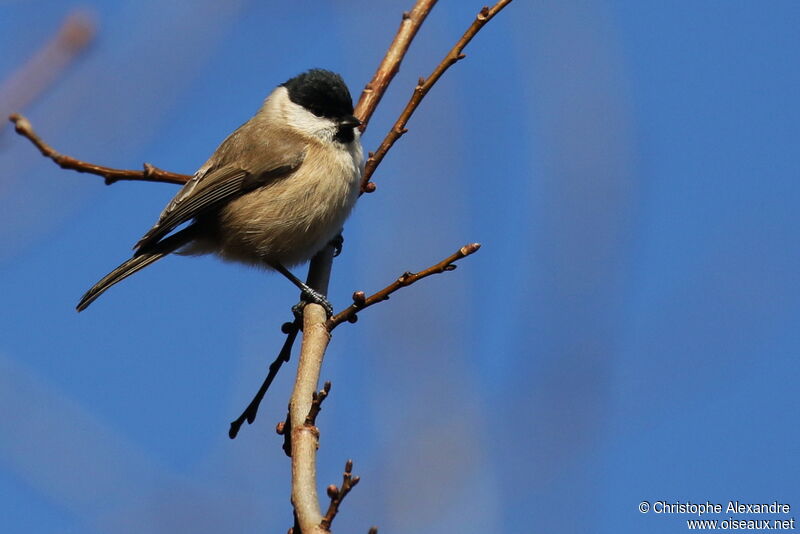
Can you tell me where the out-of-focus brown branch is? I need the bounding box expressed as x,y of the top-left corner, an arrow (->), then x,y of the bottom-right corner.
8,114 -> 190,185
326,243 -> 481,330
354,0 -> 438,131
360,0 -> 513,192
0,11 -> 96,125
320,460 -> 361,531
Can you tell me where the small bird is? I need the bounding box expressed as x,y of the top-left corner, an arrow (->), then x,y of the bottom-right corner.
77,69 -> 363,314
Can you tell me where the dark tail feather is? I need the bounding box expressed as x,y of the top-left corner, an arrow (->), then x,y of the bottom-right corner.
77,227 -> 197,312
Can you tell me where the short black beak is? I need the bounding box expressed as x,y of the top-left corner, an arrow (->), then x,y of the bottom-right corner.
339,115 -> 361,129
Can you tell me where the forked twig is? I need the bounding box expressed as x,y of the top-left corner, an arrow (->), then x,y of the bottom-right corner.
354,0 -> 438,131
361,0 -> 513,192
320,460 -> 361,531
305,381 -> 332,427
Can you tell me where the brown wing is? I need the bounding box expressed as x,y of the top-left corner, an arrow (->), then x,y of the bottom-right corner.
133,119 -> 306,252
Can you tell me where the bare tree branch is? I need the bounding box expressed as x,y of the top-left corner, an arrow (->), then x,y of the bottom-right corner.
285,2 -> 446,530
8,114 -> 190,185
320,460 -> 361,531
289,302 -> 332,533
361,0 -> 514,191
354,0 -> 438,132
327,243 -> 481,330
228,318 -> 301,438
305,381 -> 332,427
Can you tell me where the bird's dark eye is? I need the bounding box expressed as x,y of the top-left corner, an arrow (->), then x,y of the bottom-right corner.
334,125 -> 355,144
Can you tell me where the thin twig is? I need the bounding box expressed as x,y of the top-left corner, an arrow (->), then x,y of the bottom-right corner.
280,379 -> 330,458
354,0 -> 438,131
305,381 -> 332,427
360,0 -> 514,191
353,1 -> 438,194
320,460 -> 361,531
8,114 -> 189,185
327,243 -> 481,330
228,318 -> 301,438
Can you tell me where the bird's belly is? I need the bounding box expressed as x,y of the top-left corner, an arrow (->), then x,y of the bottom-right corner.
214,158 -> 360,267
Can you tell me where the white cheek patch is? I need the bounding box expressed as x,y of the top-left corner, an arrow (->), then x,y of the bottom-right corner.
282,98 -> 337,141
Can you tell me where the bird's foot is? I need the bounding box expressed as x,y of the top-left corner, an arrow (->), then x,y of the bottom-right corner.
293,288 -> 334,318
329,233 -> 344,257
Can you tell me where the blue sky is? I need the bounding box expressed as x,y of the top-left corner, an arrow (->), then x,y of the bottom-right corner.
2,1 -> 799,533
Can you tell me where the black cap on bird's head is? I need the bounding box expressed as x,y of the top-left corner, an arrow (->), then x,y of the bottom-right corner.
282,69 -> 356,121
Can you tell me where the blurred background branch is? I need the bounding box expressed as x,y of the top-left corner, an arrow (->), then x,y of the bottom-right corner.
0,10 -> 95,132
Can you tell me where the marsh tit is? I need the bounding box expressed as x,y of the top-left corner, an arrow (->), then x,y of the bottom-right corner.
77,69 -> 363,314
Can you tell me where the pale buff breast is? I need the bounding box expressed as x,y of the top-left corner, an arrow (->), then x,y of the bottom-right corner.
213,137 -> 362,267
